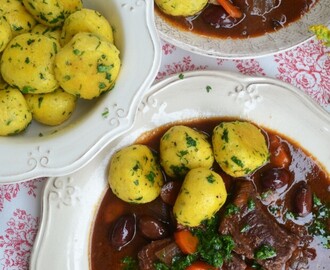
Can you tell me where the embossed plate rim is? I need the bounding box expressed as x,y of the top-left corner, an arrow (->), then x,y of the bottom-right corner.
0,0 -> 161,183
30,70 -> 330,270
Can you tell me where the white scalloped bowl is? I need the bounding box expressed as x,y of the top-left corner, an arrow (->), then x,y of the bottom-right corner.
30,71 -> 330,270
155,0 -> 330,58
0,0 -> 161,183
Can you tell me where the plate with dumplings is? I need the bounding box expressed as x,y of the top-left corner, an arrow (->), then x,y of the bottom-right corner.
0,0 -> 161,183
154,0 -> 330,58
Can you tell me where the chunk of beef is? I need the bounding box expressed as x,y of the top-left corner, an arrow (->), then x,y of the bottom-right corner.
223,253 -> 247,270
219,180 -> 299,270
138,238 -> 181,270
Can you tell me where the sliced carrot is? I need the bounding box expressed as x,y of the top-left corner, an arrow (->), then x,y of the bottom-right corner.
174,229 -> 199,254
217,0 -> 243,18
186,261 -> 217,270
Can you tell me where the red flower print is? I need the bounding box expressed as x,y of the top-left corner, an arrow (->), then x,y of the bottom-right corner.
275,39 -> 330,105
162,41 -> 176,55
234,59 -> 266,76
0,185 -> 19,212
156,56 -> 207,81
0,178 -> 45,212
0,209 -> 39,270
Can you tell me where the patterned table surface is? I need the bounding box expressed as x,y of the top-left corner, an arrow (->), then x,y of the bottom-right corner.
0,37 -> 329,269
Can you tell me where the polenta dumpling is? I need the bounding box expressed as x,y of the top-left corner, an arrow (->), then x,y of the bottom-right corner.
108,144 -> 164,203
0,87 -> 32,135
173,168 -> 227,227
1,33 -> 59,94
31,24 -> 62,43
0,0 -> 37,36
60,8 -> 114,46
160,125 -> 214,178
0,17 -> 12,52
54,32 -> 120,99
155,0 -> 208,16
212,121 -> 269,177
25,88 -> 77,126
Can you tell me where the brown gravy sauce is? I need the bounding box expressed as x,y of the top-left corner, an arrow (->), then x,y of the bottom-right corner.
91,118 -> 329,270
155,0 -> 318,38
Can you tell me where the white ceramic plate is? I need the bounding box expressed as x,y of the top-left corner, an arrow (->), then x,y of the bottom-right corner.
155,0 -> 330,58
0,0 -> 161,183
30,70 -> 330,270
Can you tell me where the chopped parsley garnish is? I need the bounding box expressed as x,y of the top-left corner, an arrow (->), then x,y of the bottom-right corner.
102,108 -> 109,118
225,203 -> 240,216
206,85 -> 212,92
121,256 -> 138,270
97,63 -> 112,73
145,171 -> 156,184
247,198 -> 256,211
221,128 -> 229,143
308,194 -> 330,248
193,216 -> 235,267
254,244 -> 277,260
206,174 -> 216,184
231,156 -> 244,168
154,216 -> 235,269
170,164 -> 189,177
185,133 -> 197,147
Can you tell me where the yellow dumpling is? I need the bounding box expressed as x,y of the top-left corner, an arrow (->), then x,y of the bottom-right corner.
212,121 -> 269,177
1,33 -> 59,94
22,0 -> 65,27
25,88 -> 77,126
173,168 -> 227,227
0,0 -> 37,36
22,0 -> 82,27
0,17 -> 12,52
108,144 -> 164,203
54,32 -> 120,99
160,125 -> 214,178
31,24 -> 62,43
59,0 -> 82,16
155,0 -> 208,16
60,8 -> 114,46
0,87 -> 32,135
0,71 -> 7,89
0,54 -> 7,89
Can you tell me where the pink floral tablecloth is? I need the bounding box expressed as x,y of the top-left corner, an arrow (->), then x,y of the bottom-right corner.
0,37 -> 329,270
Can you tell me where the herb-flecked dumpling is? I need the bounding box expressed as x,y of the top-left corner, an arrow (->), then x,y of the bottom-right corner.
0,87 -> 32,135
212,121 -> 269,177
60,8 -> 114,46
54,32 -> 120,99
155,0 -> 208,16
173,168 -> 227,227
0,0 -> 37,36
108,144 -> 164,204
160,125 -> 214,178
22,0 -> 82,27
31,24 -> 62,43
0,17 -> 12,52
25,88 -> 77,126
1,33 -> 59,94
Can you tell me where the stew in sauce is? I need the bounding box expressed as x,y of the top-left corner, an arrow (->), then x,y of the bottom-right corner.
91,118 -> 329,270
155,0 -> 319,38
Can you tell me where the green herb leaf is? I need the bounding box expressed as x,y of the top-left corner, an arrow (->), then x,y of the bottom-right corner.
254,244 -> 277,260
